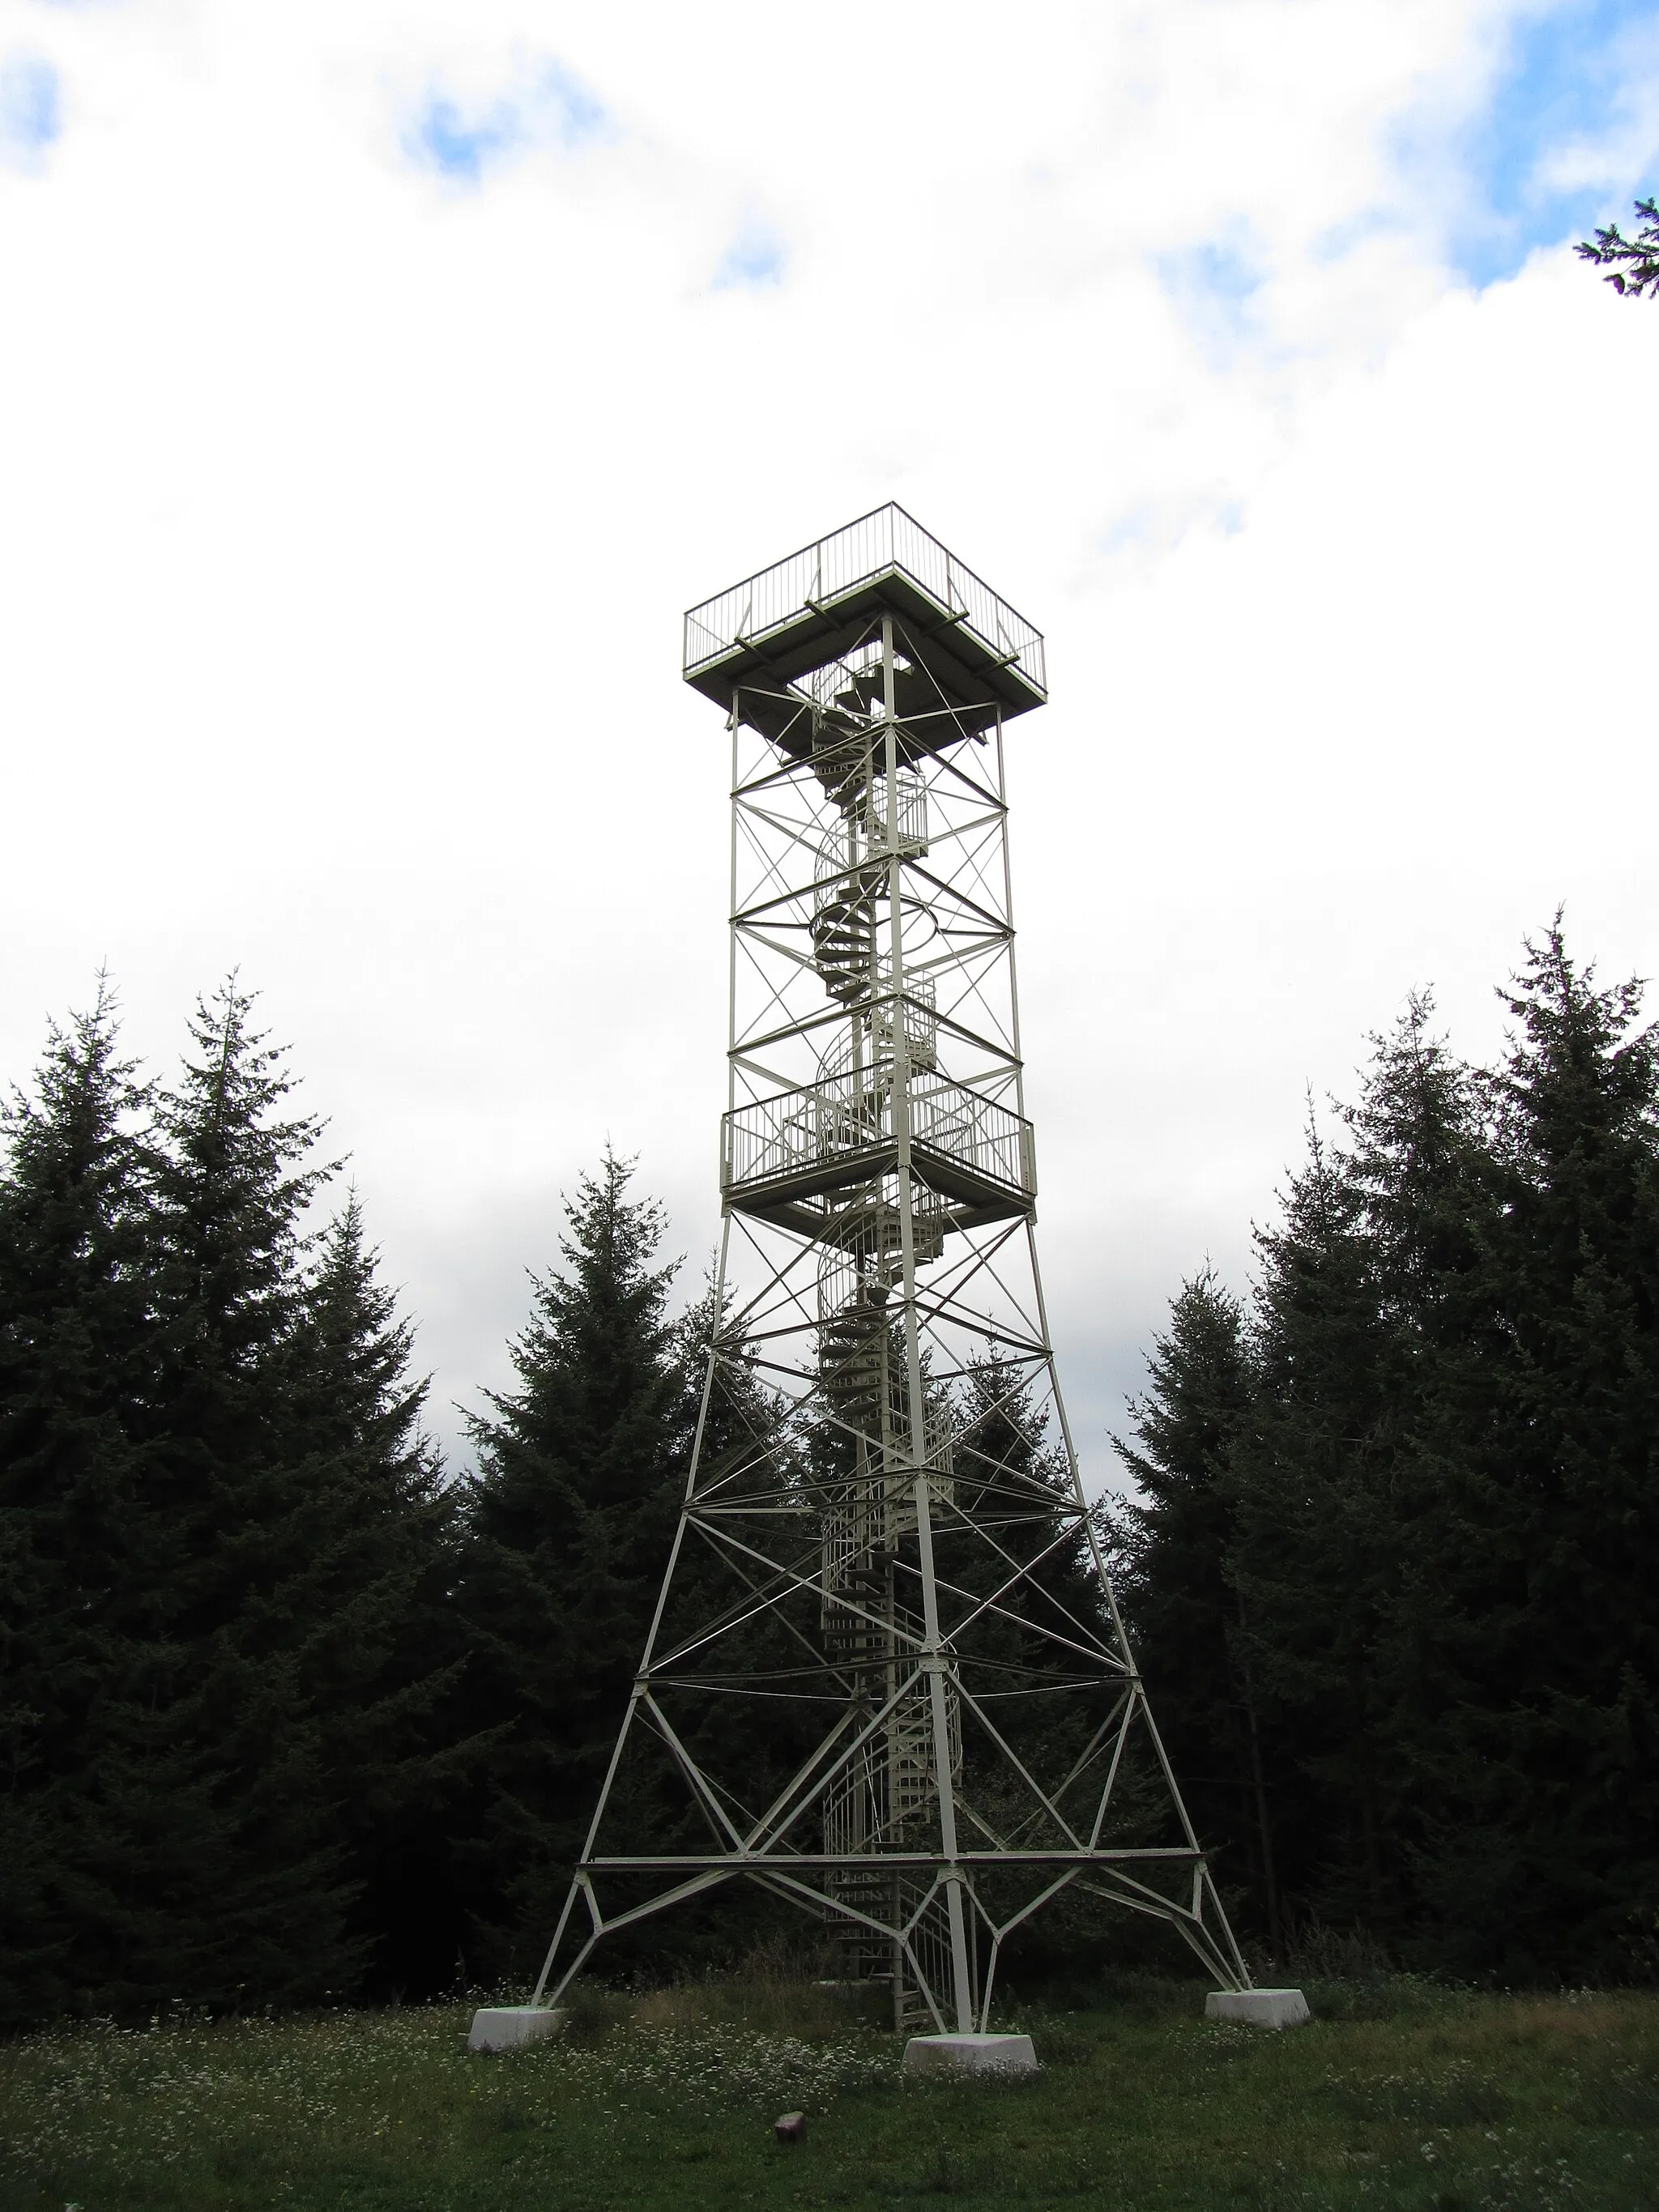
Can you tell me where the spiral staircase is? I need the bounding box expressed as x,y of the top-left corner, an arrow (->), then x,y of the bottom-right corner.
806,714 -> 964,2031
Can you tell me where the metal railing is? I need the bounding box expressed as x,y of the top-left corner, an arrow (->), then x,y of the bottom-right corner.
723,1069 -> 1035,1201
684,504 -> 1046,699
910,1077 -> 1035,1196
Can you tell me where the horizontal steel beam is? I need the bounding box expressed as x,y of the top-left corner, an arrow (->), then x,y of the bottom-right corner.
579,1848 -> 1205,1871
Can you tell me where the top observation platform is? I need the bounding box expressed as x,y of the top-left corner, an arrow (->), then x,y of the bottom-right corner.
683,505 -> 1046,746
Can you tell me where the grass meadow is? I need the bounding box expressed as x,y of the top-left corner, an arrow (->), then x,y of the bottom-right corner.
2,1972 -> 1655,2211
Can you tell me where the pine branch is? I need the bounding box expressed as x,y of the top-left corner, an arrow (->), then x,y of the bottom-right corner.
1576,196 -> 1659,299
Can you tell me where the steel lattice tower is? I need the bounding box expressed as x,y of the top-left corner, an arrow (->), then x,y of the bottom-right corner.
533,505 -> 1251,2036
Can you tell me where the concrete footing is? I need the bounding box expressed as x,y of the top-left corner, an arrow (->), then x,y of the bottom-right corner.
1205,1988 -> 1310,2031
467,2005 -> 568,2053
903,2032 -> 1039,2078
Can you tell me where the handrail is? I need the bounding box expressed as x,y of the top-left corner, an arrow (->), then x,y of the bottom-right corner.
684,503 -> 1046,700
723,1068 -> 1034,1200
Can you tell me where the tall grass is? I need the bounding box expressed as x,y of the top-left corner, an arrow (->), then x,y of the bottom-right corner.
1,1975 -> 1654,2210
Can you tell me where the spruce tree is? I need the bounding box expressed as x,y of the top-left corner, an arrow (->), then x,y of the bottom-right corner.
2,977 -> 477,2015
1576,195 -> 1659,297
455,1152 -> 694,1975
1111,1271 -> 1278,1942
119,979 -> 357,2007
0,984 -> 155,2022
1327,994 -> 1500,1950
1224,1098 -> 1397,1934
276,1192 -> 466,1996
1114,936 -> 1659,1975
66,978 -> 458,2012
1230,1006 -> 1493,1946
1414,927 -> 1659,1975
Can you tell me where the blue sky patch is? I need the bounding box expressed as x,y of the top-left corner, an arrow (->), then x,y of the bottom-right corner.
1153,236 -> 1264,360
1434,0 -> 1659,285
714,224 -> 785,291
1158,239 -> 1260,307
0,53 -> 61,164
404,60 -> 605,184
410,94 -> 517,182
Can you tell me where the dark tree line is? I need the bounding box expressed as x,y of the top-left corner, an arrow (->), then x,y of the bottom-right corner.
0,982 -> 702,2022
4,927 -> 1657,2023
0,981 -> 458,2022
1113,924 -> 1659,1982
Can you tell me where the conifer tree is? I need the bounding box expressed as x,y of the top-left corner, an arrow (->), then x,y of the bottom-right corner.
37,978 -> 459,2013
1326,995 -> 1500,1936
1229,1006 -> 1492,1943
0,976 -> 485,2014
1576,195 -> 1659,297
120,980 -> 358,2006
0,983 -> 155,2022
455,1152 -> 694,1972
1110,1271 -> 1278,1941
1223,1100 -> 1395,1933
277,1193 -> 466,1995
1113,936 -> 1659,1975
1414,927 -> 1659,1975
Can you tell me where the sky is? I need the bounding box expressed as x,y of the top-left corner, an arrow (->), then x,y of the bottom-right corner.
2,0 -> 1656,1484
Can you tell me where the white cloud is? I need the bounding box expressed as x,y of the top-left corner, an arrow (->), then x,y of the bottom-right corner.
0,0 -> 1655,1477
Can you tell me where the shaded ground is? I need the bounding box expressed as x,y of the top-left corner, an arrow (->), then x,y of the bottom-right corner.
1,1975 -> 1655,2210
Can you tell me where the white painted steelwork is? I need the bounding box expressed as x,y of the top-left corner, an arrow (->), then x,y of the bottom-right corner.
531,514 -> 1250,2035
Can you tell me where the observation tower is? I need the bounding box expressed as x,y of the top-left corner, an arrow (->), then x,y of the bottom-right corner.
518,505 -> 1257,2050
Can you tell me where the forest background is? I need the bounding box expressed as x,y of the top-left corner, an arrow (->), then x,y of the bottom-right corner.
3,911 -> 1656,2029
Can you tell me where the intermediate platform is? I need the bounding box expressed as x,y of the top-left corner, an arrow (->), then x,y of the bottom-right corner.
721,1069 -> 1037,1237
